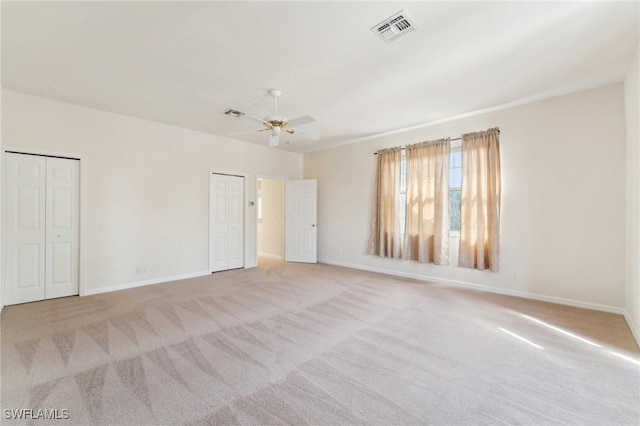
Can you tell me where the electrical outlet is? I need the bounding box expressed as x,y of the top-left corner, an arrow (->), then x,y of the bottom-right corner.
142,266 -> 147,273
512,273 -> 519,281
337,249 -> 343,256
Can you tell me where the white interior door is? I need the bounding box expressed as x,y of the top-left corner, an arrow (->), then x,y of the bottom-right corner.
209,173 -> 244,272
285,179 -> 317,263
4,153 -> 80,305
227,176 -> 244,269
4,153 -> 47,305
45,157 -> 80,299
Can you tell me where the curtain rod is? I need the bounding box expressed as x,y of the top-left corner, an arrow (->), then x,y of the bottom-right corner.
373,129 -> 500,155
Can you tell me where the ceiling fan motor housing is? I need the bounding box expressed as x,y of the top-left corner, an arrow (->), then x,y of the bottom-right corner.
265,115 -> 288,127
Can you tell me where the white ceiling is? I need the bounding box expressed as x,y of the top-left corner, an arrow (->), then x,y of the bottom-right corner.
2,1 -> 639,153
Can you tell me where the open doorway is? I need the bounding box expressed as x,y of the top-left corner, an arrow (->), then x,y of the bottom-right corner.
257,177 -> 284,265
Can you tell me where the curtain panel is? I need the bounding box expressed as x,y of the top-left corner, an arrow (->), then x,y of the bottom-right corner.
404,138 -> 451,265
458,127 -> 501,272
368,147 -> 403,259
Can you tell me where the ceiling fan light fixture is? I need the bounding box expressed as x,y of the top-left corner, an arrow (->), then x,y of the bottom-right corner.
268,132 -> 280,147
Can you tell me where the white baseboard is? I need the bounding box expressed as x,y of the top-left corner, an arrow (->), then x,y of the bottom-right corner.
258,252 -> 284,260
623,311 -> 640,349
82,270 -> 210,296
319,258 -> 625,315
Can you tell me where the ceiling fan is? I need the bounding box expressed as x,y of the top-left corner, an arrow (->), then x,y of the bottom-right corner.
225,89 -> 319,147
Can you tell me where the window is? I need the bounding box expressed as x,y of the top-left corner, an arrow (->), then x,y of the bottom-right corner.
398,144 -> 461,235
399,150 -> 407,234
449,141 -> 462,233
373,128 -> 500,267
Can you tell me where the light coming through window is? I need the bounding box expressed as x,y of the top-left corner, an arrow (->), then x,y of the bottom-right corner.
398,144 -> 462,235
449,146 -> 462,233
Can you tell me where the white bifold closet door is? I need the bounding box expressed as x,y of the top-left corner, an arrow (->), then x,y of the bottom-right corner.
4,153 -> 80,305
209,173 -> 244,272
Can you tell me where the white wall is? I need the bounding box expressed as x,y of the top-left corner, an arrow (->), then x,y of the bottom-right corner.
257,178 -> 284,258
0,90 -> 3,310
624,44 -> 640,344
304,84 -> 627,311
1,90 -> 302,296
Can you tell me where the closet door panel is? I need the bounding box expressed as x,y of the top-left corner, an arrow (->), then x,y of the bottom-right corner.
4,153 -> 46,305
227,176 -> 244,269
209,173 -> 244,272
45,157 -> 80,299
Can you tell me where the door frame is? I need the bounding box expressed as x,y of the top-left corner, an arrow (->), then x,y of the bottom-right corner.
1,146 -> 88,307
255,175 -> 286,263
209,170 -> 247,272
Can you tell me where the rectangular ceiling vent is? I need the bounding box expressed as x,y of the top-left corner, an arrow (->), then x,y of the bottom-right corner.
224,109 -> 244,118
371,10 -> 416,43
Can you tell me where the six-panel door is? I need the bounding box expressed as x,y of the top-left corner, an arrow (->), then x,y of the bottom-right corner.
45,157 -> 80,299
285,179 -> 317,263
209,173 -> 244,272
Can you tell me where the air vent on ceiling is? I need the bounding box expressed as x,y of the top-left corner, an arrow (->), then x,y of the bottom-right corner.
224,109 -> 244,118
371,10 -> 416,42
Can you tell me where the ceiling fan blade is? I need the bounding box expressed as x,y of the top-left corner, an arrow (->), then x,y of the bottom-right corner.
269,133 -> 280,147
291,128 -> 320,141
225,108 -> 268,125
287,115 -> 315,127
242,113 -> 269,125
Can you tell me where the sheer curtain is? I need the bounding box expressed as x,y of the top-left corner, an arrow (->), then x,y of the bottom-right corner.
404,139 -> 450,264
368,147 -> 403,259
458,128 -> 501,272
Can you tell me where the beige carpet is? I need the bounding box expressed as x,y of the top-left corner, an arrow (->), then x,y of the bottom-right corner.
1,259 -> 639,425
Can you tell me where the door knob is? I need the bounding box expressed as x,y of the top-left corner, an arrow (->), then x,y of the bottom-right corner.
312,224 -> 316,227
